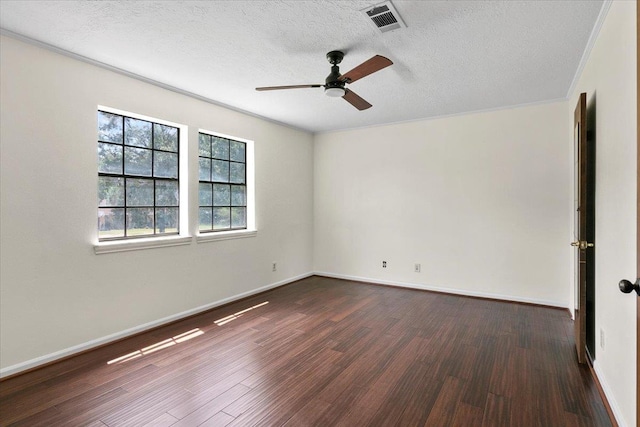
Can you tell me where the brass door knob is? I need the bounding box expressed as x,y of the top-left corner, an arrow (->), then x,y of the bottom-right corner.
570,241 -> 594,249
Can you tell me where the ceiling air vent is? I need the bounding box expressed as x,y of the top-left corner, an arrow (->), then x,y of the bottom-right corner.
362,1 -> 406,33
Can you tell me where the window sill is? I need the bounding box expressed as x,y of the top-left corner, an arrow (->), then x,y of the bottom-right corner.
196,229 -> 257,243
94,235 -> 193,254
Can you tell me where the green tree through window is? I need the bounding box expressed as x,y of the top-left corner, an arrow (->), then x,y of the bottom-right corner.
198,133 -> 247,232
98,111 -> 180,240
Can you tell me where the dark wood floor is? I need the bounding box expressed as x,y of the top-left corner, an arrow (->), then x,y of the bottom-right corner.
0,276 -> 611,426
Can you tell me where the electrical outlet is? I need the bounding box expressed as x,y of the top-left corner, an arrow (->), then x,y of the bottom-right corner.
600,328 -> 605,350
272,262 -> 277,272
414,263 -> 421,273
382,261 -> 387,268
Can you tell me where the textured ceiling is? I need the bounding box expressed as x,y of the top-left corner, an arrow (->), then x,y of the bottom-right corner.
0,0 -> 605,133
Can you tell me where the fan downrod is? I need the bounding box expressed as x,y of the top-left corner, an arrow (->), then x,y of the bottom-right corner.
326,51 -> 344,65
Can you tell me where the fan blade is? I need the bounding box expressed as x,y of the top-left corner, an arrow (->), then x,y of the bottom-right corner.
256,84 -> 322,91
340,55 -> 393,84
343,89 -> 372,110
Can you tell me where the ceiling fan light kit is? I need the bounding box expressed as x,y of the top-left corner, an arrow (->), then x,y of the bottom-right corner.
256,50 -> 392,111
325,87 -> 346,97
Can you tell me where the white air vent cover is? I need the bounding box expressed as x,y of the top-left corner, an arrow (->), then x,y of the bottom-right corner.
361,1 -> 406,33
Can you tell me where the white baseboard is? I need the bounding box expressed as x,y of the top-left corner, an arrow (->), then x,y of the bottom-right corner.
0,272 -> 313,379
593,361 -> 626,427
314,271 -> 568,309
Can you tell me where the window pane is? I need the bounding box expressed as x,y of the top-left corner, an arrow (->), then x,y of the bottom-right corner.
98,143 -> 123,174
213,207 -> 230,230
126,178 -> 154,206
99,208 -> 124,238
98,111 -> 185,241
99,176 -> 124,206
231,207 -> 246,228
199,158 -> 211,181
230,185 -> 246,206
124,147 -> 152,176
230,163 -> 245,184
126,208 -> 154,236
212,137 -> 229,160
199,183 -> 212,206
154,151 -> 178,178
213,184 -> 230,206
98,111 -> 123,143
230,141 -> 245,162
125,118 -> 152,148
199,207 -> 212,231
199,134 -> 211,157
156,207 -> 178,234
156,180 -> 179,206
154,124 -> 178,152
212,160 -> 229,182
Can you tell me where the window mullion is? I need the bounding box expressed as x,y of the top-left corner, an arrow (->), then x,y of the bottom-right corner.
151,124 -> 155,236
123,173 -> 128,238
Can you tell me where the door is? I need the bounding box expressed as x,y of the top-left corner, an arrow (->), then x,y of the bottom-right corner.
573,92 -> 592,364
618,5 -> 639,418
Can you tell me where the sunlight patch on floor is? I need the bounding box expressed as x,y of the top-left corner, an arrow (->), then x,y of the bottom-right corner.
214,301 -> 269,326
107,328 -> 204,364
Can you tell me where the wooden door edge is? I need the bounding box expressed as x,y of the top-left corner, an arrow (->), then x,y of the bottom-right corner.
575,92 -> 588,365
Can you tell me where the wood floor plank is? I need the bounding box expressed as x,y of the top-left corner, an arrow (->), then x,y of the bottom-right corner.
424,376 -> 466,426
0,277 -> 613,427
83,420 -> 109,427
373,359 -> 443,426
101,386 -> 193,427
141,412 -> 179,427
461,336 -> 498,408
171,384 -> 250,427
2,404 -> 62,427
481,393 -> 511,427
281,398 -> 333,427
198,411 -> 235,427
451,402 -> 484,427
225,349 -> 343,425
166,368 -> 253,419
487,333 -> 518,398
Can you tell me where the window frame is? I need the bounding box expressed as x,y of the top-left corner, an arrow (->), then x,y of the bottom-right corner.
95,106 -> 190,251
197,130 -> 255,241
198,132 -> 247,233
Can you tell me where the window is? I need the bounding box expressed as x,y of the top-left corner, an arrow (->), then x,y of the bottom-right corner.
198,133 -> 247,232
97,111 -> 180,240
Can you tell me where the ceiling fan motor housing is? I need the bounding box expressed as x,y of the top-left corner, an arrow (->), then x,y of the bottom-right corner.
325,64 -> 346,97
325,65 -> 344,88
326,51 -> 346,90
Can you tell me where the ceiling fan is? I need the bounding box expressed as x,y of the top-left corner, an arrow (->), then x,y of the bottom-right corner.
255,51 -> 393,111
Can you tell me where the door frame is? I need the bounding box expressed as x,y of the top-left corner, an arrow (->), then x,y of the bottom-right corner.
574,92 -> 588,365
636,1 -> 640,423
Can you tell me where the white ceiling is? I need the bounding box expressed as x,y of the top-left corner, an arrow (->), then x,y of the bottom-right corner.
0,0 -> 605,133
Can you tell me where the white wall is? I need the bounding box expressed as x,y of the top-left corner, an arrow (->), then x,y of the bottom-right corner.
314,102 -> 571,307
0,35 -> 314,372
569,1 -> 637,426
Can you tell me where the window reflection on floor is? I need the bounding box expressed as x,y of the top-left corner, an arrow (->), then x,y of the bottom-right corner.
214,301 -> 269,326
107,328 -> 204,365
